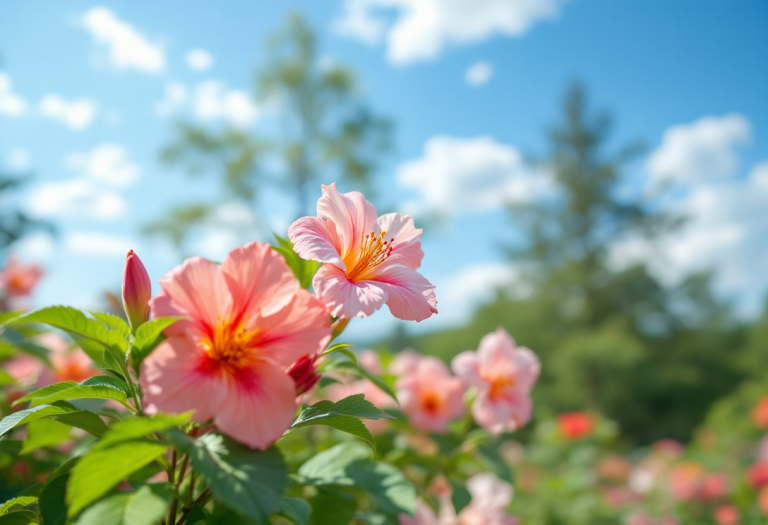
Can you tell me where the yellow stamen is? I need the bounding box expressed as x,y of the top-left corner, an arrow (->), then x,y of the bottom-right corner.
347,230 -> 394,280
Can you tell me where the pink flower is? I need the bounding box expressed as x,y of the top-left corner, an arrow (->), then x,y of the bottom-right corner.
5,333 -> 95,389
359,350 -> 383,375
669,462 -> 703,501
287,354 -> 321,396
396,357 -> 465,433
455,473 -> 519,525
389,349 -> 422,376
714,505 -> 740,525
557,412 -> 596,440
0,256 -> 43,298
452,329 -> 540,434
288,183 -> 437,321
122,250 -> 151,331
700,473 -> 729,501
139,241 -> 332,449
399,499 -> 440,525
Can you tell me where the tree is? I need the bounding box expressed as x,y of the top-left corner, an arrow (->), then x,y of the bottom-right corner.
148,13 -> 392,252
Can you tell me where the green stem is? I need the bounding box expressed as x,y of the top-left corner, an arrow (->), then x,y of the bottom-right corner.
175,489 -> 212,525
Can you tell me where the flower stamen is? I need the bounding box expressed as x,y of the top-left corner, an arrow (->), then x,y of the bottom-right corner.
347,231 -> 394,280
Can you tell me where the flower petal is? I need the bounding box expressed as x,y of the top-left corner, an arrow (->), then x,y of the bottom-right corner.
369,265 -> 437,322
512,347 -> 541,392
451,351 -> 486,389
151,256 -> 232,332
256,289 -> 332,368
373,213 -> 424,270
317,183 -> 377,256
288,216 -> 345,269
213,362 -> 297,450
140,337 -> 227,422
222,241 -> 299,320
313,264 -> 388,319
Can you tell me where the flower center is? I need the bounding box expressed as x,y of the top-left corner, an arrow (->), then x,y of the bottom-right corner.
421,392 -> 443,415
347,231 -> 394,280
201,320 -> 260,373
487,375 -> 515,400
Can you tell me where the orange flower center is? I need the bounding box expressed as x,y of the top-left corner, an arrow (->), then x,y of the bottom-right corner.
346,231 -> 393,280
7,275 -> 26,293
201,320 -> 260,374
487,375 -> 515,400
421,392 -> 443,415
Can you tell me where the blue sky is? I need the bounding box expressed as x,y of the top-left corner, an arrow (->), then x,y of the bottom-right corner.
1,0 -> 767,343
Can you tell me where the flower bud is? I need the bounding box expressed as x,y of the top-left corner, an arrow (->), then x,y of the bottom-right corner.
287,354 -> 321,396
122,250 -> 151,331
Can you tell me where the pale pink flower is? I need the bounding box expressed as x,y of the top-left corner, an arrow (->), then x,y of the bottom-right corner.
455,473 -> 519,525
389,349 -> 422,376
399,499 -> 440,525
0,256 -> 43,298
140,241 -> 332,449
452,329 -> 540,434
288,183 -> 437,321
4,333 -> 95,389
359,349 -> 382,375
396,357 -> 465,433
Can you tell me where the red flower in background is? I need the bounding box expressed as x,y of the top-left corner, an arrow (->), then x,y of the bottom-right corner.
669,462 -> 703,501
748,463 -> 768,489
714,505 -> 739,525
557,412 -> 595,440
760,487 -> 768,517
0,256 -> 42,298
752,397 -> 768,429
700,473 -> 729,501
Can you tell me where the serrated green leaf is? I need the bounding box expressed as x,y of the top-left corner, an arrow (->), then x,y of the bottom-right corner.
298,443 -> 415,517
99,413 -> 191,447
14,376 -> 132,409
90,313 -> 131,338
273,235 -> 321,289
67,441 -> 168,517
0,496 -> 37,516
1,307 -> 128,366
169,431 -> 287,525
324,360 -> 398,405
129,317 -> 185,374
0,402 -> 107,438
279,497 -> 310,525
290,395 -> 394,454
308,489 -> 356,525
319,344 -> 357,364
74,484 -> 172,525
20,419 -> 72,454
38,458 -> 77,525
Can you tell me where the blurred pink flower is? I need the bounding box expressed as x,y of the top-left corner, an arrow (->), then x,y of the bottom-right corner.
399,499 -> 441,525
5,332 -> 95,390
669,462 -> 703,501
359,349 -> 382,374
140,241 -> 331,450
288,183 -> 437,321
0,256 -> 43,298
759,487 -> 768,516
452,328 -> 540,434
625,512 -> 653,525
752,397 -> 768,430
557,412 -> 595,440
389,349 -> 422,376
455,473 -> 519,525
748,463 -> 768,489
700,473 -> 729,501
396,356 -> 465,433
714,505 -> 740,525
653,439 -> 684,460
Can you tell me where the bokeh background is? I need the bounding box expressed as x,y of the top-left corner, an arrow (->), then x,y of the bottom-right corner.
1,0 -> 767,446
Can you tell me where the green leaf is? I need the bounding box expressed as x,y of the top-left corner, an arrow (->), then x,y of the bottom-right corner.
90,313 -> 131,338
185,505 -> 210,525
67,441 -> 168,517
21,419 -> 72,454
14,376 -> 132,409
38,458 -> 77,525
290,395 -> 394,454
475,442 -> 513,484
298,443 -> 415,517
273,235 -> 321,289
99,413 -> 191,447
324,360 -> 398,405
307,489 -> 356,525
74,484 -> 172,525
129,317 -> 185,373
0,369 -> 15,387
0,496 -> 37,516
1,306 -> 128,363
0,402 -> 107,438
0,512 -> 38,524
169,432 -> 287,525
449,479 -> 471,514
279,497 -> 310,525
319,344 -> 357,364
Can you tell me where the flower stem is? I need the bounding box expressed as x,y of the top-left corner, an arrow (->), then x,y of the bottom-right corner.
175,488 -> 212,525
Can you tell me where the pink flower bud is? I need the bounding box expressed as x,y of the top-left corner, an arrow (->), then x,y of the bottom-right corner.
287,354 -> 321,396
122,250 -> 151,331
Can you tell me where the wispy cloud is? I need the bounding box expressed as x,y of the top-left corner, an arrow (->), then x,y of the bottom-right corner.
155,80 -> 260,128
186,49 -> 214,72
335,0 -> 560,65
39,95 -> 97,130
79,7 -> 165,74
65,231 -> 137,256
465,61 -> 494,86
0,73 -> 29,117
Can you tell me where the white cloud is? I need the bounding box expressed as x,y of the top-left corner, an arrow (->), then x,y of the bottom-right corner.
0,73 -> 29,117
39,95 -> 97,130
397,135 -> 550,216
646,114 -> 751,188
186,49 -> 214,71
80,7 -> 165,74
11,232 -> 55,260
27,179 -> 127,220
65,232 -> 136,256
465,61 -> 493,86
155,80 -> 259,127
8,149 -> 30,170
65,144 -> 141,188
192,202 -> 261,261
335,0 -> 559,65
